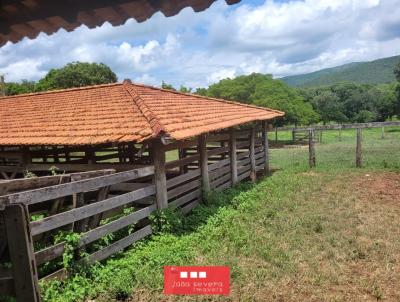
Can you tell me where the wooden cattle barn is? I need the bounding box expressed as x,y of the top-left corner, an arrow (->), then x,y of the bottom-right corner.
0,81 -> 283,301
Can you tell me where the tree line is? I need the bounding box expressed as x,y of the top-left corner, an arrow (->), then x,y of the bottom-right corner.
3,61 -> 400,126
3,62 -> 117,95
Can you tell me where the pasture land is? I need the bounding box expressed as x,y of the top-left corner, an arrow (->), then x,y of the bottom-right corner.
40,127 -> 400,302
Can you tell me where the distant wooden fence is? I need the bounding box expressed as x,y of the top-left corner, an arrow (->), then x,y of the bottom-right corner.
274,121 -> 400,143
0,125 -> 269,302
304,121 -> 399,168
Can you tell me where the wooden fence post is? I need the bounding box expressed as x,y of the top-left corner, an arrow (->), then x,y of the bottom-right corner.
229,129 -> 238,185
250,127 -> 257,182
291,130 -> 295,143
308,129 -> 316,168
356,128 -> 362,168
152,140 -> 168,209
198,134 -> 210,193
381,126 -> 385,139
275,127 -> 278,142
262,121 -> 270,175
5,204 -> 40,302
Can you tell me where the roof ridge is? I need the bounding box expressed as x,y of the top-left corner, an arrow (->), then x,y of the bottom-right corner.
122,80 -> 166,137
131,82 -> 285,115
0,82 -> 122,99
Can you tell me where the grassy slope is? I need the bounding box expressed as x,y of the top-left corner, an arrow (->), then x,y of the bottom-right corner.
41,127 -> 400,302
281,55 -> 400,87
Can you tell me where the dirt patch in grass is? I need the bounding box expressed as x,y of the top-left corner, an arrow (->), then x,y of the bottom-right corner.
353,172 -> 400,208
348,172 -> 400,301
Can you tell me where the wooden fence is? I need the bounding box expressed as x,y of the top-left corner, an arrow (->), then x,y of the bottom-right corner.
0,124 -> 269,302
305,122 -> 398,168
274,121 -> 400,143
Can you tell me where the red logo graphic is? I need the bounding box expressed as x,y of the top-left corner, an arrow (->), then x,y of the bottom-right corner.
164,266 -> 230,295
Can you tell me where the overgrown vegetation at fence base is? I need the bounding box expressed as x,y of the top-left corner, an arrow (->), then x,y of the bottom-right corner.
39,128 -> 400,301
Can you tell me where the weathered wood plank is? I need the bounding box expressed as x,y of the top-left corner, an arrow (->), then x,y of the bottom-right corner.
41,225 -> 152,282
165,154 -> 200,169
168,179 -> 201,201
199,134 -> 210,193
215,180 -> 232,191
356,128 -> 362,168
5,204 -> 40,302
166,169 -> 200,189
162,138 -> 197,152
229,129 -> 238,185
35,205 -> 156,265
208,158 -> 230,172
250,127 -> 256,182
152,140 -> 168,210
87,185 -> 111,229
206,133 -> 229,142
110,182 -> 151,192
169,189 -> 201,208
30,185 -> 156,236
209,165 -> 230,181
206,145 -> 230,157
236,140 -> 250,149
238,163 -> 251,175
237,170 -> 251,182
23,163 -> 147,172
262,121 -> 269,174
86,225 -> 152,264
0,166 -> 154,207
237,157 -> 251,167
210,173 -> 231,189
309,130 -> 316,168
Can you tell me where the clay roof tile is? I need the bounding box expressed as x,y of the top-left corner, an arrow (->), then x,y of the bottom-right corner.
0,80 -> 284,146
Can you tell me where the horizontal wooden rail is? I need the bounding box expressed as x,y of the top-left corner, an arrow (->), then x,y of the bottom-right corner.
168,179 -> 201,200
166,154 -> 199,169
35,204 -> 156,265
0,170 -> 114,196
169,189 -> 201,208
30,185 -> 155,236
166,169 -> 200,189
0,166 -> 154,207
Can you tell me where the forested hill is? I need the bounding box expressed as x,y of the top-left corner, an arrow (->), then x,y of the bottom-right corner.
281,55 -> 400,87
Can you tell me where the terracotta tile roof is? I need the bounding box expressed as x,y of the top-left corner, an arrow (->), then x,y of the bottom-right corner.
1,0 -> 240,46
0,81 -> 284,146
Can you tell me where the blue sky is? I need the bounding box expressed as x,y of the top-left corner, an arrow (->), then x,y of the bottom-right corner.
0,0 -> 399,88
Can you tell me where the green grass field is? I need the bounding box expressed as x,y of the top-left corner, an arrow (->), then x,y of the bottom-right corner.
40,127 -> 400,302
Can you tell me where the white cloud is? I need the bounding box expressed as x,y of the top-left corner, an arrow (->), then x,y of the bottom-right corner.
0,0 -> 399,87
207,68 -> 237,84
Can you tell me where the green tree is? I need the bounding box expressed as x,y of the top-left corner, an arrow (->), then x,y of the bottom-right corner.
394,62 -> 400,81
370,84 -> 397,121
300,81 -> 398,123
5,80 -> 35,95
311,91 -> 347,124
179,86 -> 192,93
201,73 -> 319,125
161,81 -> 176,91
394,62 -> 400,115
35,62 -> 117,91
